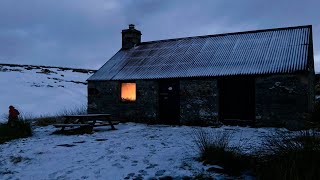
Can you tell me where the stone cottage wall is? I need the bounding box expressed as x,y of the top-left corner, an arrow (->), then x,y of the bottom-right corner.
180,79 -> 219,125
87,80 -> 158,123
88,74 -> 314,128
255,74 -> 312,129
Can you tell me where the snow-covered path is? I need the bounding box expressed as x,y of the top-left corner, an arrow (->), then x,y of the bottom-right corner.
0,123 -> 274,179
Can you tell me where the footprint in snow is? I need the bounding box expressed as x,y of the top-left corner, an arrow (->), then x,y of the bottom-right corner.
121,155 -> 129,160
146,163 -> 158,169
133,174 -> 144,180
48,172 -> 58,179
155,170 -> 166,176
125,146 -> 134,150
106,150 -> 114,154
112,163 -> 124,168
56,144 -> 76,147
131,160 -> 138,166
124,173 -> 135,179
138,170 -> 148,175
143,159 -> 149,164
142,143 -> 148,148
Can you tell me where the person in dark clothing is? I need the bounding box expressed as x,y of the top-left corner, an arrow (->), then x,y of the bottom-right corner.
8,105 -> 20,126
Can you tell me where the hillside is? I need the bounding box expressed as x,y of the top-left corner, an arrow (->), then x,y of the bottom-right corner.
0,63 -> 96,122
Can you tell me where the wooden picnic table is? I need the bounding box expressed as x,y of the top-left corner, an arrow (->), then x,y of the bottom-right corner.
54,114 -> 118,130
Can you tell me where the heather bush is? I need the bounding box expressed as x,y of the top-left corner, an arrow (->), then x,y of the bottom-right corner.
0,121 -> 32,144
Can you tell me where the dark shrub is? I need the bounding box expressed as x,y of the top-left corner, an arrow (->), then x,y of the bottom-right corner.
256,130 -> 320,180
192,128 -> 251,175
0,121 -> 32,143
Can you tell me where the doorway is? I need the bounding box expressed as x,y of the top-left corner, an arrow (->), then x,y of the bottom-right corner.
158,80 -> 180,125
218,77 -> 255,124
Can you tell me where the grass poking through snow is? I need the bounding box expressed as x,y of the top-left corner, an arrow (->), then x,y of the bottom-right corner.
192,128 -> 252,176
256,129 -> 320,180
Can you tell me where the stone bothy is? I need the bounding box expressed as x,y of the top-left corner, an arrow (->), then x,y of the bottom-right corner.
88,25 -> 315,129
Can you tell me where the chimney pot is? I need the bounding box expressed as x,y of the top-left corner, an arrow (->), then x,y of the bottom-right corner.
129,24 -> 135,29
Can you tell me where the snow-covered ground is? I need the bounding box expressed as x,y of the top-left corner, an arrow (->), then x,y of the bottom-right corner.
0,123 -> 276,179
0,64 -> 94,122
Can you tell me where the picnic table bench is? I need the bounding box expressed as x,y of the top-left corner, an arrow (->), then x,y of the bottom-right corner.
53,114 -> 119,130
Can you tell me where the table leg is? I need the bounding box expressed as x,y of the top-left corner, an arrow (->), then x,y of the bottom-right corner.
61,117 -> 70,131
108,120 -> 116,130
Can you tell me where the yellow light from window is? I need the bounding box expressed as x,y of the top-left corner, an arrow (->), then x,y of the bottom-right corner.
121,83 -> 136,101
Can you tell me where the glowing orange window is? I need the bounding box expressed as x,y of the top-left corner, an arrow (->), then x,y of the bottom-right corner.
121,83 -> 136,102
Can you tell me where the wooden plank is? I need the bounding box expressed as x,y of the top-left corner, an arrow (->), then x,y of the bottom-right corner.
85,121 -> 120,124
93,122 -> 120,127
53,124 -> 91,127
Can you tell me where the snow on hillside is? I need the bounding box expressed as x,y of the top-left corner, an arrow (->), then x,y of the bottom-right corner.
0,64 -> 95,122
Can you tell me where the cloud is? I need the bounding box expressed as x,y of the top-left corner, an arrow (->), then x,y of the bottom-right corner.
0,0 -> 319,71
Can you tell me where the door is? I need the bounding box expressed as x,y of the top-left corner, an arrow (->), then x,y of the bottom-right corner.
159,80 -> 180,125
219,77 -> 255,124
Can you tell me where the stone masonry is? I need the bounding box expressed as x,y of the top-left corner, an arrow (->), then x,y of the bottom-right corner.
88,74 -> 314,129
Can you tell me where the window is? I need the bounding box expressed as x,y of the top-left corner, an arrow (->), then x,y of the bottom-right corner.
121,83 -> 136,102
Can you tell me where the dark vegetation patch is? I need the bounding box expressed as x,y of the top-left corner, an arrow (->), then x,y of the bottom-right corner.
9,155 -> 31,164
255,130 -> 320,180
0,168 -> 16,175
30,83 -> 43,87
0,121 -> 32,144
65,80 -> 87,85
192,129 -> 252,176
193,127 -> 320,179
0,67 -> 23,72
0,63 -> 96,74
36,68 -> 57,75
47,77 -> 63,81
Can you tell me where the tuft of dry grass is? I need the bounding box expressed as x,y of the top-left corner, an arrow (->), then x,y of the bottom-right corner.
256,129 -> 320,180
21,105 -> 87,126
192,128 -> 251,176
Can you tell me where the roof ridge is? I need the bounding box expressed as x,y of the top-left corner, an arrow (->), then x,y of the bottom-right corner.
140,25 -> 312,45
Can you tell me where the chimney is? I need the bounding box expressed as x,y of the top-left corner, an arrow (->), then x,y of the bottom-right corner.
121,24 -> 142,49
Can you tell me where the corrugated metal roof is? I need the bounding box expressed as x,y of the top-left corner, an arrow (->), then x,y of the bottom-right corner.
88,25 -> 312,80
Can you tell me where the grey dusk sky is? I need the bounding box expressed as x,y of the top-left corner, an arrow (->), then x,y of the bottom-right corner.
0,0 -> 319,72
